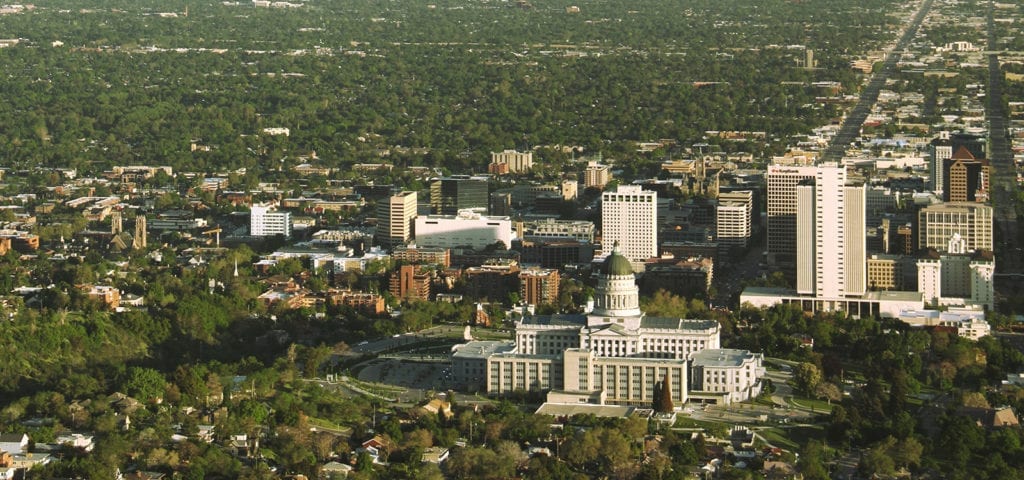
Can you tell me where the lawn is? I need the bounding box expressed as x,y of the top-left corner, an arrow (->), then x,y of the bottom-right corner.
756,425 -> 825,450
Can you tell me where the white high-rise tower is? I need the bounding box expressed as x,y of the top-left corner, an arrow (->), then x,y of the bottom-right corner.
601,185 -> 657,269
796,164 -> 866,298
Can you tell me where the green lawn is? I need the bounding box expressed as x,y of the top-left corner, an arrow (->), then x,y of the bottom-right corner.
757,425 -> 825,450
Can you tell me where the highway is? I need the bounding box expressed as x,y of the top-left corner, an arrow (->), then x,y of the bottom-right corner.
821,0 -> 934,162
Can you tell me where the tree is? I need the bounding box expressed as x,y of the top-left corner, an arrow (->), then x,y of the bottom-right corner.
793,362 -> 822,396
813,382 -> 841,405
124,367 -> 167,404
653,374 -> 674,413
859,437 -> 896,477
799,441 -> 829,480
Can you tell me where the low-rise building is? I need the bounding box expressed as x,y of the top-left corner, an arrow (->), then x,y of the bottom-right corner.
689,349 -> 765,405
896,309 -> 991,340
414,210 -> 513,250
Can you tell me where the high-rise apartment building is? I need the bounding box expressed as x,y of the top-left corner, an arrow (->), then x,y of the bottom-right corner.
716,190 -> 753,248
918,202 -> 993,253
389,265 -> 432,301
430,176 -> 489,215
766,164 -> 818,268
584,161 -> 611,189
490,149 -> 533,173
795,164 -> 866,298
601,184 -> 657,266
375,191 -> 418,249
250,204 -> 292,237
518,267 -> 561,307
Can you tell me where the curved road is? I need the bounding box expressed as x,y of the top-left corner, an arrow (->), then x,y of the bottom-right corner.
822,0 -> 934,161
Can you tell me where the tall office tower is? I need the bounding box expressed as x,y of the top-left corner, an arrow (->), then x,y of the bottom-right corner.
250,204 -> 292,237
601,184 -> 657,266
133,215 -> 147,250
490,149 -> 534,173
918,202 -> 993,253
375,191 -> 418,249
584,161 -> 611,189
430,176 -> 489,215
943,147 -> 989,203
766,164 -> 818,268
929,132 -> 953,195
716,190 -> 753,249
795,164 -> 866,297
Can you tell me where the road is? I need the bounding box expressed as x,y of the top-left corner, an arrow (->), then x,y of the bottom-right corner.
985,1 -> 1020,279
347,325 -> 467,355
821,0 -> 934,162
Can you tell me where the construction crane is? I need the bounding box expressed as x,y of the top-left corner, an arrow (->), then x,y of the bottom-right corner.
202,226 -> 223,248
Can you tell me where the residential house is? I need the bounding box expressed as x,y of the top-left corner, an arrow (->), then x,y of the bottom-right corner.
0,433 -> 28,454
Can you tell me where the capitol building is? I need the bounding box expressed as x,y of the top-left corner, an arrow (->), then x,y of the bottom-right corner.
452,246 -> 765,407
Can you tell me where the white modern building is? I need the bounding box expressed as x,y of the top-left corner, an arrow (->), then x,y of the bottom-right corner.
897,308 -> 990,340
930,132 -> 953,195
716,190 -> 753,248
601,185 -> 657,268
250,204 -> 291,237
916,233 -> 995,310
740,287 -> 924,318
375,190 -> 418,249
518,218 -> 596,242
414,210 -> 513,250
795,164 -> 866,298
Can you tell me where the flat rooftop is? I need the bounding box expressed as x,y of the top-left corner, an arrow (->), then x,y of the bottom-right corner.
535,403 -> 635,418
451,341 -> 516,360
691,348 -> 758,368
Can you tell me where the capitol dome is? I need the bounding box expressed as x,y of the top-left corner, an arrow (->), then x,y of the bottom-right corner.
602,245 -> 634,276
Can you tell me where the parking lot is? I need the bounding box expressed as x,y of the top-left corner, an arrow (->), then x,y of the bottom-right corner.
357,358 -> 450,392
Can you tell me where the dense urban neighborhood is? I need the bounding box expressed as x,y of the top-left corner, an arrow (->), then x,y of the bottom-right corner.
0,0 -> 1024,479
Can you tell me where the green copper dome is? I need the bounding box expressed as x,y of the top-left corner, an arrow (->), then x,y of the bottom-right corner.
603,249 -> 634,276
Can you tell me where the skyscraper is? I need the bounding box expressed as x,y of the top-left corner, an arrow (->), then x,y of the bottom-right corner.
943,146 -> 989,203
430,176 -> 489,215
375,191 -> 418,249
795,164 -> 865,297
601,184 -> 657,267
766,164 -> 818,268
929,132 -> 953,195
